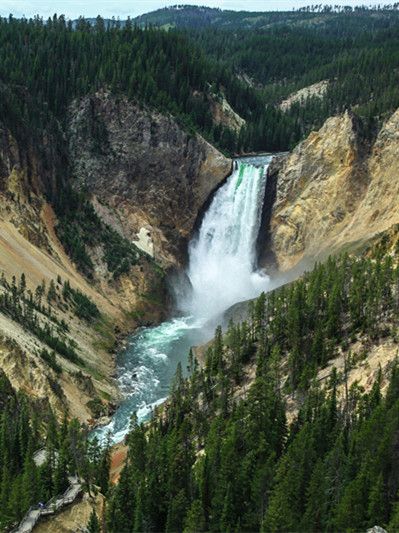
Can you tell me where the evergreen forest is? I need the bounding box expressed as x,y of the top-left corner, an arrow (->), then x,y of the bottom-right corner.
0,369 -> 110,530
106,234 -> 399,532
1,5 -> 399,154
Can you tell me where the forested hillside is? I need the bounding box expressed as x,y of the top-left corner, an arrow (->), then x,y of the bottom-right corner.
131,5 -> 399,150
0,15 -> 261,154
186,8 -> 399,150
134,4 -> 399,31
3,6 -> 399,155
106,233 -> 399,532
0,368 -> 110,531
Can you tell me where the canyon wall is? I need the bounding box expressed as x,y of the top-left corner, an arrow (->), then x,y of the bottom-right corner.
0,93 -> 231,422
264,109 -> 399,271
2,86 -> 398,424
68,90 -> 232,266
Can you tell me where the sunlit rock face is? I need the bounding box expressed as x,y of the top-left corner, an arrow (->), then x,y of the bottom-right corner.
266,109 -> 399,271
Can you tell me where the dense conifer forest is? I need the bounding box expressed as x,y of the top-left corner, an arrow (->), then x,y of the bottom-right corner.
187,8 -> 399,149
106,235 -> 399,532
0,369 -> 110,530
0,15 -> 261,154
2,6 -> 399,154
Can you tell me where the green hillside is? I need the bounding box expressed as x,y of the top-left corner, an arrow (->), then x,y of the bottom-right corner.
133,4 -> 399,31
106,233 -> 399,533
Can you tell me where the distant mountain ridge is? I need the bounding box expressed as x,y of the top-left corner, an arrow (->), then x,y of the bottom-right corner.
134,4 -> 399,29
72,4 -> 399,32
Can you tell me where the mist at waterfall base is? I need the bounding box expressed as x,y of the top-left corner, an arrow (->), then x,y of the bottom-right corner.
94,156 -> 271,444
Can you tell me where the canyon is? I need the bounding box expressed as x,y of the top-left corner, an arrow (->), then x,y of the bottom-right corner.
0,91 -> 231,423
3,9 -> 399,533
1,90 -> 399,430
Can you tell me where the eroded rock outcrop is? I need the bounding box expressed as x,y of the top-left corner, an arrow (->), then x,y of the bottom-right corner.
68,90 -> 232,265
0,123 -> 164,422
266,109 -> 399,271
0,91 -> 231,421
339,108 -> 399,244
209,92 -> 246,133
279,80 -> 329,112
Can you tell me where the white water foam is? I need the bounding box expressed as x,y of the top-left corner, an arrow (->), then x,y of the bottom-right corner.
182,158 -> 271,320
93,316 -> 205,443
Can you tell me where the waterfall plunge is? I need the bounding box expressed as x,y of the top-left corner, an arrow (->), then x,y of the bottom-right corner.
94,156 -> 273,443
182,157 -> 271,321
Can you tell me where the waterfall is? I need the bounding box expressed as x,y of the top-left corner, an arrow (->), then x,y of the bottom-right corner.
182,157 -> 271,321
94,156 -> 272,443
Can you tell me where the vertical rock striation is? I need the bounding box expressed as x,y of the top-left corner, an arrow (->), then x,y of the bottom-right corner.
265,109 -> 399,271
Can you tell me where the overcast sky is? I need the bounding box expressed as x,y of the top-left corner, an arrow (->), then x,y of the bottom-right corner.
0,1 -> 384,19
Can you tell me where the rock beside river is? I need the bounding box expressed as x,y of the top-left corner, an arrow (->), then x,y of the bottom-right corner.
68,89 -> 232,266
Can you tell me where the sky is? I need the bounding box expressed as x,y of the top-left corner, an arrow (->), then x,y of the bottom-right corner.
0,0 -> 383,19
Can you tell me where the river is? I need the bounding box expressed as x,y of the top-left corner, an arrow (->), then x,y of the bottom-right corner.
95,155 -> 272,444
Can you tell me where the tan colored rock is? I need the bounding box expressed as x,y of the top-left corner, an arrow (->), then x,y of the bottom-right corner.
268,108 -> 399,271
0,208 -> 119,421
0,161 -> 161,422
339,107 -> 399,243
269,111 -> 364,269
110,443 -> 129,484
209,92 -> 246,133
279,80 -> 329,112
34,492 -> 105,533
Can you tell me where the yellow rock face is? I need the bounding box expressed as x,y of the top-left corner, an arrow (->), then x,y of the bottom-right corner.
341,108 -> 399,244
269,109 -> 399,271
0,166 -> 164,422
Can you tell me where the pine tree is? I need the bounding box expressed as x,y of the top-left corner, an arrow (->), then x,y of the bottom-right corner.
368,473 -> 387,526
87,508 -> 101,533
53,443 -> 69,495
183,499 -> 206,533
165,489 -> 189,533
21,450 -> 38,511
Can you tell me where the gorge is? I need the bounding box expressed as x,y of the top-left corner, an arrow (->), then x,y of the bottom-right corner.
2,7 -> 399,531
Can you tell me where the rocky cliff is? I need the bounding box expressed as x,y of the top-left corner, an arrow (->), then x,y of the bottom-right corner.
0,92 -> 232,423
265,109 -> 399,271
0,164 -> 118,421
68,90 -> 232,266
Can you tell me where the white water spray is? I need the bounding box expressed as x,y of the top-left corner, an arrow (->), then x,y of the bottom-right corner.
183,157 -> 271,320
